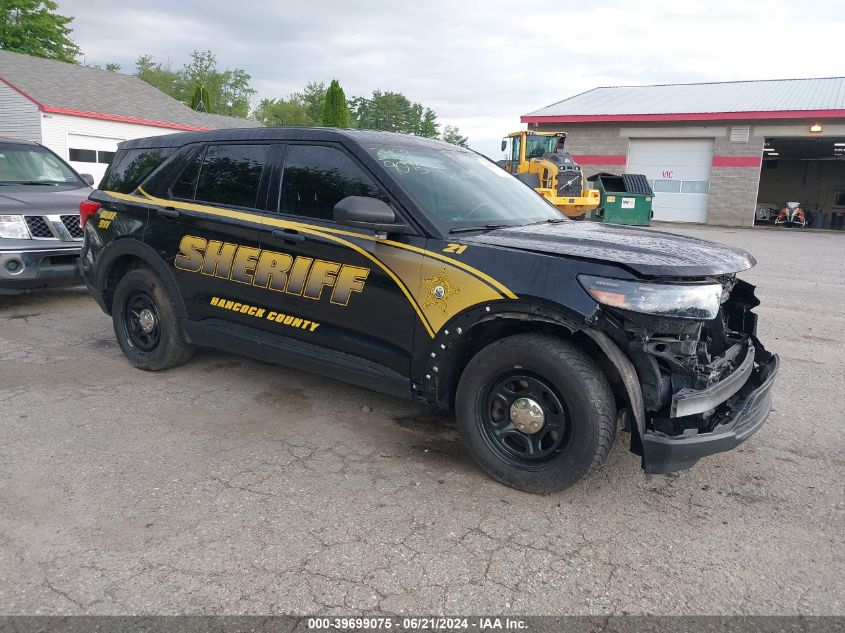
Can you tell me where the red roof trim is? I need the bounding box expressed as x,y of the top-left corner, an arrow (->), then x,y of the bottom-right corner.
522,109 -> 845,123
571,154 -> 627,166
42,106 -> 210,131
712,155 -> 762,168
0,76 -> 44,109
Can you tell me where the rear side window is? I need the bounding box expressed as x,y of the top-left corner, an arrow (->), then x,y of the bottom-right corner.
280,145 -> 389,221
101,148 -> 175,193
192,144 -> 270,208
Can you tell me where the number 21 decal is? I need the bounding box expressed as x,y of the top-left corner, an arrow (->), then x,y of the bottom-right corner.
443,242 -> 468,254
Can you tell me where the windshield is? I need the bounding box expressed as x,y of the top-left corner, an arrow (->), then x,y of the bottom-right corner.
366,145 -> 561,232
0,143 -> 80,185
524,135 -> 558,159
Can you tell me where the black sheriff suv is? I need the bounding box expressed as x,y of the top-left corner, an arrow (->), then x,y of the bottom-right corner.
80,128 -> 778,493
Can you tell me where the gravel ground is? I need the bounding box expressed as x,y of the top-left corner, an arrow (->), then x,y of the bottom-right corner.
0,225 -> 842,616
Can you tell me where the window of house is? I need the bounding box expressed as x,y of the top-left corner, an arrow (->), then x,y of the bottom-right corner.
279,145 -> 389,220
680,180 -> 710,194
653,180 -> 681,193
69,148 -> 97,163
69,148 -> 116,164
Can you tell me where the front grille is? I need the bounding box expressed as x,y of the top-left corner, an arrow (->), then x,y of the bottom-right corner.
60,215 -> 84,239
24,216 -> 55,239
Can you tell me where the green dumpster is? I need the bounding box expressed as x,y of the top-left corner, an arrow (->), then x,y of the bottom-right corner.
588,173 -> 654,226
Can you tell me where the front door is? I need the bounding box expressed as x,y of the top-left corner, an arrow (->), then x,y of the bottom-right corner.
256,142 -> 425,386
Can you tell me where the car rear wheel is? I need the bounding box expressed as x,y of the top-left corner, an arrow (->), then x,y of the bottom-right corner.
112,267 -> 194,371
455,333 -> 615,494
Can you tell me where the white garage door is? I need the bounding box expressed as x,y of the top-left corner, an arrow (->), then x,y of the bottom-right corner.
66,134 -> 124,186
627,138 -> 714,223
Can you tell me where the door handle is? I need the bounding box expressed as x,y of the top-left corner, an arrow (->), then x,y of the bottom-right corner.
157,207 -> 180,219
271,229 -> 306,244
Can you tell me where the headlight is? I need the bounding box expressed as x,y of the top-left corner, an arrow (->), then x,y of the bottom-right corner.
0,215 -> 30,239
578,275 -> 722,320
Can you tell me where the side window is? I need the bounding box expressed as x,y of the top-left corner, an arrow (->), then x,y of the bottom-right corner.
171,150 -> 203,200
194,144 -> 270,208
100,147 -> 175,193
280,145 -> 389,221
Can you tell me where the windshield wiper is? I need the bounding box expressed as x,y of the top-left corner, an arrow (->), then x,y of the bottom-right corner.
449,224 -> 511,234
15,181 -> 63,186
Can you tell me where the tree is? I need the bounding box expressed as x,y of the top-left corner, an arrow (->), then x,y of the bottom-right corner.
350,90 -> 413,133
419,108 -> 439,138
84,61 -> 121,72
252,82 -> 326,127
441,125 -> 469,148
321,79 -> 350,127
135,50 -> 255,118
348,90 -> 451,140
179,50 -> 254,118
190,84 -> 210,112
0,0 -> 80,63
253,98 -> 312,127
135,54 -> 181,99
294,82 -> 327,124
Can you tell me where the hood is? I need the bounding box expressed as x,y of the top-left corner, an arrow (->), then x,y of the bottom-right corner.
0,187 -> 92,215
466,221 -> 756,277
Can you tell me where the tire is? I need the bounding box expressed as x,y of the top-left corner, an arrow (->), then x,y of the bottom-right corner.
112,267 -> 195,371
455,333 -> 615,494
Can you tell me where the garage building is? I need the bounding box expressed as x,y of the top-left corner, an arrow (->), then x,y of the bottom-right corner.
0,50 -> 258,184
522,77 -> 845,227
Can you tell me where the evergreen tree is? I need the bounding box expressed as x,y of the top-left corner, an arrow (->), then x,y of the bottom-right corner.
321,79 -> 350,127
441,125 -> 469,148
190,84 -> 211,112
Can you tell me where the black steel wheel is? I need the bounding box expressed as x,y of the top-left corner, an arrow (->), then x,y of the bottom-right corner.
123,289 -> 161,352
479,372 -> 571,467
112,266 -> 195,371
455,333 -> 616,494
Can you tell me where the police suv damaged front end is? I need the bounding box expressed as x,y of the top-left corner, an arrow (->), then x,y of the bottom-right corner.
581,274 -> 779,474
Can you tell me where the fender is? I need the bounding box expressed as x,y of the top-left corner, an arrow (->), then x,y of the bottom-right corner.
93,237 -> 188,319
416,300 -> 597,405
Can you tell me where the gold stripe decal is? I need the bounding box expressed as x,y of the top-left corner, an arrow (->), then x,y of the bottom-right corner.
107,189 -> 517,337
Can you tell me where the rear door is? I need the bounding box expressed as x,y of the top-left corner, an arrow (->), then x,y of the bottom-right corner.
256,142 -> 425,387
146,141 -> 276,353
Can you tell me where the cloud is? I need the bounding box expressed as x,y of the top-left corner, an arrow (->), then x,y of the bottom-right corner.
59,0 -> 845,157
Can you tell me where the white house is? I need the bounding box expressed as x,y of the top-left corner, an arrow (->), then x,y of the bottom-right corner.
0,49 -> 260,184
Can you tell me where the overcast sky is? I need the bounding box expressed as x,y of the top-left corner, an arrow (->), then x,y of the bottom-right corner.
57,0 -> 844,157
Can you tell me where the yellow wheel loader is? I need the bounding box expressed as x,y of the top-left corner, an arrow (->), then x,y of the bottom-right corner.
499,131 -> 600,219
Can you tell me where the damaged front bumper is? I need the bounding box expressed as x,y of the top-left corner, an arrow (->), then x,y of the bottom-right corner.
642,345 -> 779,474
592,277 -> 779,475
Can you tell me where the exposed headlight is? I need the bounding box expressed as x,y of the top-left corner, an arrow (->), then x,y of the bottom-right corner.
0,215 -> 30,239
578,275 -> 722,320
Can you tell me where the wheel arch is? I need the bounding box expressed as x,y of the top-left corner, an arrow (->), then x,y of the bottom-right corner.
424,302 -> 584,407
427,304 -> 645,455
94,238 -> 187,319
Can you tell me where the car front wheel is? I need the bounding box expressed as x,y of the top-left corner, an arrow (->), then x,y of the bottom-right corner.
455,333 -> 615,494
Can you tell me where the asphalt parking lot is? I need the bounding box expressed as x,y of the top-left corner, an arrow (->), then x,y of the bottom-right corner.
0,225 -> 843,616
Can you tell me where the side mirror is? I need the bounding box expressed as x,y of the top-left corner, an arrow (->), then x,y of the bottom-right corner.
333,196 -> 410,234
500,139 -> 507,152
80,173 -> 95,186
